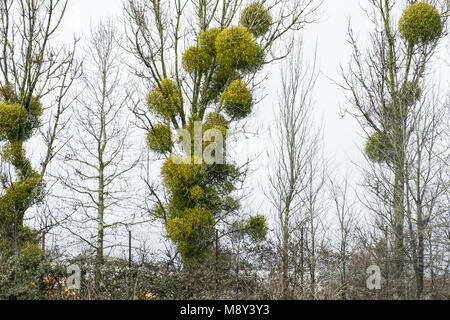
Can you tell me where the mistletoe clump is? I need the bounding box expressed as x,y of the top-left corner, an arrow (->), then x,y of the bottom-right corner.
215,26 -> 264,72
0,102 -> 28,141
365,132 -> 392,163
204,112 -> 229,129
166,206 -> 215,264
399,81 -> 422,107
147,123 -> 173,154
1,141 -> 26,168
147,79 -> 183,120
0,83 -> 43,141
201,65 -> 240,106
0,171 -> 44,238
239,2 -> 272,37
220,79 -> 253,119
182,46 -> 212,74
399,2 -> 442,45
245,215 -> 268,241
142,5 -> 277,265
199,28 -> 221,56
0,84 -> 44,251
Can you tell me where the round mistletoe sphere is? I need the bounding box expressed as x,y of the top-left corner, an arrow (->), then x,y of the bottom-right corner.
147,123 -> 173,154
220,79 -> 253,119
240,2 -> 272,37
215,26 -> 264,71
147,79 -> 183,119
365,132 -> 391,162
399,2 -> 442,45
200,28 -> 221,56
204,112 -> 229,129
182,46 -> 212,74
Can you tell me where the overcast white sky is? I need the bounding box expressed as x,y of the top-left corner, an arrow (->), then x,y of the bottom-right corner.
60,0 -> 449,171
47,0 -> 449,256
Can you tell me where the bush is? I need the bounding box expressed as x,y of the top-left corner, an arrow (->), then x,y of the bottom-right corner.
240,2 -> 272,37
0,247 -> 65,300
399,2 -> 442,45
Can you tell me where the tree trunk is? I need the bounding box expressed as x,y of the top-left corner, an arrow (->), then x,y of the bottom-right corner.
95,165 -> 105,286
416,207 -> 424,298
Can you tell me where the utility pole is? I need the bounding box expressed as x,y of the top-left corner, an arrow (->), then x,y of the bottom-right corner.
128,230 -> 132,267
215,229 -> 219,295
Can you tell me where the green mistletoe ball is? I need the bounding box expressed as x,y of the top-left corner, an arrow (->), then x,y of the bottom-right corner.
0,102 -> 28,141
220,79 -> 253,119
147,123 -> 173,154
240,2 -> 272,37
215,26 -> 264,72
365,132 -> 392,163
399,2 -> 442,45
200,28 -> 221,56
147,79 -> 183,120
182,46 -> 212,74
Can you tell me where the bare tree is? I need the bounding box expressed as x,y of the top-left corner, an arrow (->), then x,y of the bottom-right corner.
340,0 -> 449,297
267,41 -> 327,299
329,175 -> 357,299
56,20 -> 140,284
403,87 -> 449,298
